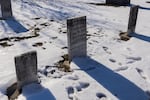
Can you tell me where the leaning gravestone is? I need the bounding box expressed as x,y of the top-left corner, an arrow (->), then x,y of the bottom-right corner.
67,16 -> 87,61
0,0 -> 13,18
127,5 -> 139,35
106,0 -> 130,6
15,51 -> 38,89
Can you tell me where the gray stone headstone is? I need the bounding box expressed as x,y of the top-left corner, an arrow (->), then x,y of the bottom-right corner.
106,0 -> 130,6
0,0 -> 13,18
15,51 -> 38,89
0,5 -> 2,17
127,5 -> 139,35
67,16 -> 87,61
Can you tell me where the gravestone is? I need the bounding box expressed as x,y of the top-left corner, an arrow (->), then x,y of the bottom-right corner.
0,5 -> 2,17
15,51 -> 38,89
127,5 -> 139,35
0,0 -> 13,18
106,0 -> 130,6
67,16 -> 87,61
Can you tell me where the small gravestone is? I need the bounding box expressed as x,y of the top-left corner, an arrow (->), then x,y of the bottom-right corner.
15,51 -> 38,89
127,5 -> 139,35
0,0 -> 13,18
67,16 -> 87,61
106,0 -> 130,6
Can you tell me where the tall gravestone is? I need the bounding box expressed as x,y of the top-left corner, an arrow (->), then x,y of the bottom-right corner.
106,0 -> 130,6
15,51 -> 38,89
127,5 -> 139,35
67,16 -> 87,61
0,0 -> 13,18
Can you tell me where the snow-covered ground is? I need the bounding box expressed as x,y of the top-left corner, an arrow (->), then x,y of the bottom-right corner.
0,0 -> 150,100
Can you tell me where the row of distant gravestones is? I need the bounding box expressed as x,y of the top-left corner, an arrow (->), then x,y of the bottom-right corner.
2,0 -> 138,96
0,0 -> 131,18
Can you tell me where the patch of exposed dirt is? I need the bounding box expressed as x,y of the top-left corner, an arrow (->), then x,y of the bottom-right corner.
61,46 -> 68,49
87,3 -> 121,7
55,54 -> 71,72
146,1 -> 150,3
0,33 -> 39,42
32,42 -> 43,47
119,32 -> 131,41
0,42 -> 13,47
6,82 -> 22,100
40,23 -> 50,27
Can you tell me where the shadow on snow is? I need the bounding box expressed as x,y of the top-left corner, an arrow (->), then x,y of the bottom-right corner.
131,33 -> 150,42
73,57 -> 149,100
129,4 -> 150,10
22,83 -> 56,100
4,18 -> 28,33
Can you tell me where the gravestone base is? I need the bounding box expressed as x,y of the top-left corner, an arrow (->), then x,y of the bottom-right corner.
106,0 -> 130,6
119,32 -> 131,41
6,82 -> 21,100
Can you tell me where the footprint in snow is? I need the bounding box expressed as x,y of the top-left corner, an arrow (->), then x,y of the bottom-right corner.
66,86 -> 75,100
66,82 -> 90,99
67,75 -> 79,81
79,82 -> 90,89
76,82 -> 90,92
96,92 -> 107,100
92,40 -> 99,43
115,66 -> 128,72
136,68 -> 150,83
102,46 -> 108,51
75,85 -> 82,92
145,90 -> 150,99
127,56 -> 142,61
102,46 -> 111,54
136,68 -> 145,79
126,56 -> 142,64
109,58 -> 116,63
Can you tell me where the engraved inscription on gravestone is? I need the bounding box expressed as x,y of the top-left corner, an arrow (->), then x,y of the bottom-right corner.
106,0 -> 130,6
67,16 -> 87,61
15,51 -> 38,89
127,5 -> 139,35
0,0 -> 13,18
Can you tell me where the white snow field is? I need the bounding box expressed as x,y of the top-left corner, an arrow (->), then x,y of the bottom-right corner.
0,0 -> 150,100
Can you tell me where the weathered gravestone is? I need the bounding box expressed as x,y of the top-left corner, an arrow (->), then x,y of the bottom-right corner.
127,5 -> 139,35
15,51 -> 38,89
106,0 -> 130,6
67,16 -> 87,61
0,5 -> 2,17
0,0 -> 13,18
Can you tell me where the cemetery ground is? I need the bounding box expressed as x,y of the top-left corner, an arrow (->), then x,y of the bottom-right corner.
0,0 -> 150,100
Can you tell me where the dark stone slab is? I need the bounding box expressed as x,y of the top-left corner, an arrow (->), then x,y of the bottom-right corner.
127,5 -> 139,35
0,0 -> 13,18
106,0 -> 130,6
15,51 -> 38,89
67,16 -> 87,61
